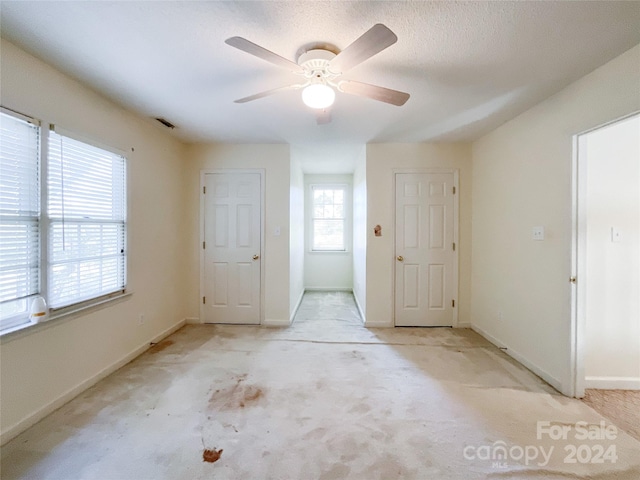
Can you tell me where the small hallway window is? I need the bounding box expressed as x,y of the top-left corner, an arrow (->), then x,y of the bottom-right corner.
311,185 -> 347,251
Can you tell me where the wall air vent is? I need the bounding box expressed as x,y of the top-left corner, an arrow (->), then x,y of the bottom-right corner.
155,118 -> 175,129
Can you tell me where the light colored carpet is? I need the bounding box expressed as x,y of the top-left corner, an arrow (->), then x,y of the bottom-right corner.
2,291 -> 639,479
582,389 -> 640,442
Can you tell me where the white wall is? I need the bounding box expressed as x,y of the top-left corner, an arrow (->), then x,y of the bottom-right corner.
289,155 -> 305,320
352,147 -> 367,319
184,144 -> 291,326
304,174 -> 353,290
471,44 -> 640,395
365,144 -> 473,327
0,40 -> 188,443
584,114 -> 640,388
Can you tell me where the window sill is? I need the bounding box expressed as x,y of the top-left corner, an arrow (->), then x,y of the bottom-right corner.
0,292 -> 132,344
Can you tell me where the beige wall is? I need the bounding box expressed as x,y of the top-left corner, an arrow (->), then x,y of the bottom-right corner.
365,143 -> 473,327
184,144 -> 291,326
471,44 -> 640,394
289,155 -> 305,319
352,147 -> 367,319
0,40 -> 188,443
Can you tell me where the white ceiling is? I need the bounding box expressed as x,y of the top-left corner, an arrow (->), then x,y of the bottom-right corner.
1,1 -> 639,150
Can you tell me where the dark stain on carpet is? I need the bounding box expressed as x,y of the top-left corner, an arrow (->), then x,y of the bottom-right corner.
210,375 -> 264,410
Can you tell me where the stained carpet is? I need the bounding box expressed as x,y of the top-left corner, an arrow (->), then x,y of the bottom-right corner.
2,292 -> 640,479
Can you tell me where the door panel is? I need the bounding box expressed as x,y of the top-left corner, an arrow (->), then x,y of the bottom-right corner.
395,173 -> 456,326
204,173 -> 261,324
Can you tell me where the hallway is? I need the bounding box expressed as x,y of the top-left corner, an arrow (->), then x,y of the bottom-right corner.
2,292 -> 639,479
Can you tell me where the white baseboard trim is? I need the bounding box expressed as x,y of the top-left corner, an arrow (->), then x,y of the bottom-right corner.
0,318 -> 186,446
365,320 -> 393,328
471,324 -> 564,394
290,289 -> 305,323
456,322 -> 471,328
304,287 -> 352,292
185,317 -> 200,324
262,318 -> 291,327
584,376 -> 640,390
352,292 -> 366,324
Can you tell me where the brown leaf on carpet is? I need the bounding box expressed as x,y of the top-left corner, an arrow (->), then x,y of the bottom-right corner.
202,448 -> 223,463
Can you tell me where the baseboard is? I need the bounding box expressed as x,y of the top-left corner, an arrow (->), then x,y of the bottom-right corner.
352,292 -> 366,324
365,320 -> 393,328
262,318 -> 291,327
304,287 -> 352,292
584,376 -> 640,390
289,289 -> 305,323
456,322 -> 471,328
0,318 -> 186,446
471,324 -> 564,394
185,317 -> 200,324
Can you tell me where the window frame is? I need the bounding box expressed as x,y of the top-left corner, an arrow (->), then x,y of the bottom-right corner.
308,183 -> 351,254
0,111 -> 129,336
46,126 -> 128,313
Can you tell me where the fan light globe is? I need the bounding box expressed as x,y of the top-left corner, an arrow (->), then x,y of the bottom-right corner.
302,84 -> 335,109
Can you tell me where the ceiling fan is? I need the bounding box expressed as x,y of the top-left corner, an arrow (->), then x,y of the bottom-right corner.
225,24 -> 410,124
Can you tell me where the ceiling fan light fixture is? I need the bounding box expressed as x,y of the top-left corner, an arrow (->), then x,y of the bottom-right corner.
302,83 -> 335,109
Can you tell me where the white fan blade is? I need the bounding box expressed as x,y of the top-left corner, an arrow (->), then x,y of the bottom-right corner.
226,36 -> 303,73
234,84 -> 304,103
329,24 -> 397,74
316,108 -> 332,125
339,80 -> 409,106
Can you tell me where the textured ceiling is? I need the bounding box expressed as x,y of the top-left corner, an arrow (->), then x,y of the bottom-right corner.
1,1 -> 639,149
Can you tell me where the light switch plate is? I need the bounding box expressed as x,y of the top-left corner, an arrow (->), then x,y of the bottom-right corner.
532,226 -> 545,241
611,227 -> 621,243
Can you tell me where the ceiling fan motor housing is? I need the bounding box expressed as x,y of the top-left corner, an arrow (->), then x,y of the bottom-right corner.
298,49 -> 338,81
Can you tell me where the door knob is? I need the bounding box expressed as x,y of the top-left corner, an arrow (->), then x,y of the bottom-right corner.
253,254 -> 260,260
397,256 -> 404,262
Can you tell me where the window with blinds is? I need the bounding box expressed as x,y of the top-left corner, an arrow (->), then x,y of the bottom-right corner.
311,185 -> 346,251
47,131 -> 126,309
0,111 -> 41,330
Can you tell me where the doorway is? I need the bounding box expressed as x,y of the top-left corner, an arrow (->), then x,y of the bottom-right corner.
572,113 -> 640,396
394,171 -> 459,327
201,171 -> 263,324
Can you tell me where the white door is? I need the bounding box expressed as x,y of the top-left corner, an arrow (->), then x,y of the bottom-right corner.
395,172 -> 456,326
203,172 -> 261,324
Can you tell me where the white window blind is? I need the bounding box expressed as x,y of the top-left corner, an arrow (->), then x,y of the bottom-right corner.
0,111 -> 40,330
312,186 -> 345,251
48,131 -> 126,309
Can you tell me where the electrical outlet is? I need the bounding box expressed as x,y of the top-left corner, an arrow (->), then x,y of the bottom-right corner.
138,314 -> 145,326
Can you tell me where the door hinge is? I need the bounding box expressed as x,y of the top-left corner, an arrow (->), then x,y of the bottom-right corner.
453,242 -> 456,251
452,299 -> 455,308
203,241 -> 206,249
203,296 -> 206,304
203,186 -> 206,194
453,186 -> 456,194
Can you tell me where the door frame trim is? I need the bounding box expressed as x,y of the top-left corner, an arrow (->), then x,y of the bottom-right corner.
392,168 -> 460,327
199,169 -> 265,325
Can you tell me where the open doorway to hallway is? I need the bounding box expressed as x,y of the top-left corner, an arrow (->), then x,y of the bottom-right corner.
292,291 -> 363,328
573,112 -> 640,398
